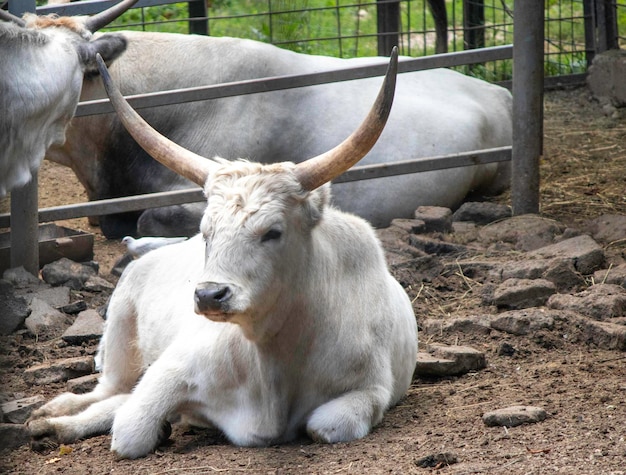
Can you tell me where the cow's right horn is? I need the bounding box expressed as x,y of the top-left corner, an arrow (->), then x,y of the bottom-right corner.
85,0 -> 139,32
96,54 -> 215,186
294,47 -> 398,191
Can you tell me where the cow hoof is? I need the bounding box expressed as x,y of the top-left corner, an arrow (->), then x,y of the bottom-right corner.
28,420 -> 60,453
157,420 -> 172,447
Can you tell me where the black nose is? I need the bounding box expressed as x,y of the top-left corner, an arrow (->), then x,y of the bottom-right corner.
195,282 -> 232,312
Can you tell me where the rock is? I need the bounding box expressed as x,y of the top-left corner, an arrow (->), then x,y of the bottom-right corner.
492,278 -> 557,309
1,395 -> 45,424
0,280 -> 29,335
16,285 -> 71,308
543,259 -> 586,292
2,266 -> 40,286
415,452 -> 458,468
593,264 -> 626,288
62,309 -> 105,345
443,260 -> 501,283
23,356 -> 95,386
585,214 -> 626,243
415,344 -> 486,377
0,423 -> 30,450
58,300 -> 88,315
582,320 -> 626,351
529,235 -> 605,275
452,201 -> 511,225
415,352 -> 458,377
24,297 -> 70,340
409,235 -> 469,256
83,275 -> 115,292
391,255 -> 443,286
41,258 -> 97,290
421,316 -> 493,336
388,218 -> 427,234
413,206 -> 453,233
479,215 -> 564,251
483,406 -> 547,427
67,374 -> 100,394
490,309 -> 556,336
547,284 -> 626,320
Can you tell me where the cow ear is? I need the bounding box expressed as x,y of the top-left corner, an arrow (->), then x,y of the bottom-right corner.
302,184 -> 330,226
77,33 -> 128,74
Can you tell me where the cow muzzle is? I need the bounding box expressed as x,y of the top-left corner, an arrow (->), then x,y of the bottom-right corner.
194,282 -> 233,315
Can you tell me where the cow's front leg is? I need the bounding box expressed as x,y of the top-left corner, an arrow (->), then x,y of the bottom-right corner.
110,364 -> 188,459
306,387 -> 390,443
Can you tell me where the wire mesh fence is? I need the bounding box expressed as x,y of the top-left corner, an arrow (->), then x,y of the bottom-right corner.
98,0 -> 626,83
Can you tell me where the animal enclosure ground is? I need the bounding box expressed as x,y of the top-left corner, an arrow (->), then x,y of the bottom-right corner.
1,86 -> 626,474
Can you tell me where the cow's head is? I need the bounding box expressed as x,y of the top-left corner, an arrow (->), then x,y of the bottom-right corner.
0,0 -> 136,196
97,50 -> 397,341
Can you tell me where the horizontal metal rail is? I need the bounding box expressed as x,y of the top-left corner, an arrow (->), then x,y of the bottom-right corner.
75,44 -> 513,116
0,146 -> 511,228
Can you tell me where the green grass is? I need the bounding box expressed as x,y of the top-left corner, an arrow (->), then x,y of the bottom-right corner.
99,1 -> 623,82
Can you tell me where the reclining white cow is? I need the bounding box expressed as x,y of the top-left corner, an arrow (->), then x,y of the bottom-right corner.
0,0 -> 137,197
45,29 -> 513,238
28,50 -> 418,459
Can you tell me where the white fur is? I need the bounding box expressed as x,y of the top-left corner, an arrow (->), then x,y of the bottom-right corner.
29,160 -> 418,459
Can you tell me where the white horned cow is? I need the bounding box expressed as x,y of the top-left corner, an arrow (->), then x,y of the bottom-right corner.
46,29 -> 513,239
0,0 -> 137,197
28,49 -> 418,459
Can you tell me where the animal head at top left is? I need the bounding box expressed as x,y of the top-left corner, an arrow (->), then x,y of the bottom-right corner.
0,0 -> 137,197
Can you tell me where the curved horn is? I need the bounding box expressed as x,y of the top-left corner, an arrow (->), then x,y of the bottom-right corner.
85,0 -> 139,33
294,46 -> 398,191
96,54 -> 214,186
0,8 -> 26,27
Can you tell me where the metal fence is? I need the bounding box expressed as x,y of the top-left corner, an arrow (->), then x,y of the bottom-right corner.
89,0 -> 622,83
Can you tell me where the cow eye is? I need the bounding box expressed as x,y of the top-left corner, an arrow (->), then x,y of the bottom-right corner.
261,229 -> 282,243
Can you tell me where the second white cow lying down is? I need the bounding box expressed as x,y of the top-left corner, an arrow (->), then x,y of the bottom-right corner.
28,50 -> 418,459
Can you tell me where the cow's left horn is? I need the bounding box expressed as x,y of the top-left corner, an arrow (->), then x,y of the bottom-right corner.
96,54 -> 215,186
85,0 -> 139,32
0,8 -> 26,27
294,46 -> 398,191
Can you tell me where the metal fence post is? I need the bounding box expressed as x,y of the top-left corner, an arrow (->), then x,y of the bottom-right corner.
8,0 -> 39,276
188,0 -> 207,35
511,0 -> 544,215
377,0 -> 400,56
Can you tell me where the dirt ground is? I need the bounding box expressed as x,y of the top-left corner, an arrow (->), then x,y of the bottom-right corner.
1,86 -> 626,474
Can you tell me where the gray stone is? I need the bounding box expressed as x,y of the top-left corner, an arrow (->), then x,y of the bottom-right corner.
452,201 -> 511,225
501,259 -> 552,281
83,275 -> 115,292
479,215 -> 564,251
543,259 -> 586,291
388,218 -> 427,234
585,214 -> 626,244
17,285 -> 71,308
0,423 -> 29,450
421,316 -> 493,337
414,352 -> 458,377
582,319 -> 626,351
529,235 -> 605,275
391,255 -> 443,286
41,257 -> 97,290
2,266 -> 40,286
24,297 -> 69,340
490,309 -> 556,336
413,206 -> 453,233
593,264 -> 626,288
483,405 -> 547,427
0,280 -> 29,335
58,300 -> 88,315
586,49 -> 626,107
415,344 -> 486,377
409,235 -> 469,256
67,373 -> 100,394
1,395 -> 45,424
62,309 -> 104,345
443,260 -> 502,283
415,452 -> 459,468
492,278 -> 557,309
547,284 -> 626,320
23,356 -> 95,386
